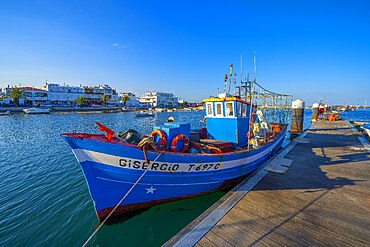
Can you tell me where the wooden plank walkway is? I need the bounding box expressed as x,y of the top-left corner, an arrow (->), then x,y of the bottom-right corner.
164,120 -> 370,246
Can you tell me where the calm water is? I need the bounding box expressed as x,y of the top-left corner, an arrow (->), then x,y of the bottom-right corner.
338,108 -> 370,121
0,109 -> 368,246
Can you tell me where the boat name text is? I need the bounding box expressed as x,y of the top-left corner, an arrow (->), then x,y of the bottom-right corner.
118,159 -> 220,172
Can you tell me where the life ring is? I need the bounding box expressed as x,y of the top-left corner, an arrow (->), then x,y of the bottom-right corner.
150,129 -> 167,146
170,134 -> 189,153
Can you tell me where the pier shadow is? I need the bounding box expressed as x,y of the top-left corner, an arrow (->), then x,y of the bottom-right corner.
212,125 -> 370,245
252,131 -> 368,192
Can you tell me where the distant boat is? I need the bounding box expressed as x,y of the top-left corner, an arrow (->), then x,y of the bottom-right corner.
23,108 -> 50,114
0,110 -> 12,116
155,108 -> 165,112
133,111 -> 154,117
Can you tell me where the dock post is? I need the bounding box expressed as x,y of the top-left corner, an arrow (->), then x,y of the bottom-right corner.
290,99 -> 305,140
311,103 -> 319,122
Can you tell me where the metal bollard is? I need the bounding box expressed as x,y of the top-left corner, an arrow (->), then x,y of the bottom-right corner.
290,99 -> 305,139
311,103 -> 319,122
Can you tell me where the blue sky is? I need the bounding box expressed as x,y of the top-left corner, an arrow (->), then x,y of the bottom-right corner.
0,0 -> 369,105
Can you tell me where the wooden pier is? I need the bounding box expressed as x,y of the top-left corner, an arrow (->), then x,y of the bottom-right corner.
164,120 -> 370,246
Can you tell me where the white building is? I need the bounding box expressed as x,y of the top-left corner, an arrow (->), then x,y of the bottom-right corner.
1,86 -> 13,96
138,92 -> 178,107
21,87 -> 48,106
1,86 -> 47,106
1,83 -> 120,106
120,92 -> 140,107
83,85 -> 119,104
45,83 -> 84,104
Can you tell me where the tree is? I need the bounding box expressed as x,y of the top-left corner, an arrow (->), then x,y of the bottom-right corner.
121,95 -> 129,107
8,87 -> 23,106
101,95 -> 109,106
75,96 -> 86,107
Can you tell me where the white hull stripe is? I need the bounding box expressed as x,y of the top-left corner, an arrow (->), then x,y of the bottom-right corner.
72,135 -> 284,173
96,176 -> 224,186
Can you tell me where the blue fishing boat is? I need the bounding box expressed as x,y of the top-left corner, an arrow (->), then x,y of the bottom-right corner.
61,65 -> 292,222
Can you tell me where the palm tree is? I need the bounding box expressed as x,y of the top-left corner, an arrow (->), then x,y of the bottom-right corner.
8,87 -> 23,106
75,96 -> 86,107
101,95 -> 109,106
121,95 -> 129,107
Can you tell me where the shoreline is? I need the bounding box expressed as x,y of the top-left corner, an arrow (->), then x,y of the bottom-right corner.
0,106 -> 123,113
0,106 -> 204,114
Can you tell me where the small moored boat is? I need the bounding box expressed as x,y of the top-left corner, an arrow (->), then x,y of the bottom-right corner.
23,108 -> 50,114
0,110 -> 12,116
133,111 -> 154,117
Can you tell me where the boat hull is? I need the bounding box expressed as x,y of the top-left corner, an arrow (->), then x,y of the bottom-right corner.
62,129 -> 286,222
23,108 -> 50,114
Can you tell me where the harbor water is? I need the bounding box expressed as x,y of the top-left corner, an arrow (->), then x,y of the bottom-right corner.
0,109 -> 368,246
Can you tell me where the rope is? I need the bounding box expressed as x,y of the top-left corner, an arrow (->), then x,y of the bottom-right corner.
82,149 -> 165,247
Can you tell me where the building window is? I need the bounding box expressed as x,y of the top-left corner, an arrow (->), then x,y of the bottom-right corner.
225,102 -> 234,117
206,103 -> 213,116
22,92 -> 32,97
215,102 -> 223,116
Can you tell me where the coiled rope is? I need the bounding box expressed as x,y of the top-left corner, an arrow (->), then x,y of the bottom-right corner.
82,148 -> 165,247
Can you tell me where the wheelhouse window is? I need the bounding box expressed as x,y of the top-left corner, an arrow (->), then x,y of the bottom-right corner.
242,104 -> 247,117
215,102 -> 223,116
206,103 -> 213,116
225,102 -> 234,117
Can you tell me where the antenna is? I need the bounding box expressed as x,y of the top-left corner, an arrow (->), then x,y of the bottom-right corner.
240,54 -> 243,83
228,63 -> 233,94
253,51 -> 257,82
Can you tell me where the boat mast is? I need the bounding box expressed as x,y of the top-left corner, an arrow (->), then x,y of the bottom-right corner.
228,63 -> 233,94
240,54 -> 243,84
253,51 -> 257,82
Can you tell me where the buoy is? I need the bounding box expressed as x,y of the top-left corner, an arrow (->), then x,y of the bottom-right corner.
166,116 -> 175,122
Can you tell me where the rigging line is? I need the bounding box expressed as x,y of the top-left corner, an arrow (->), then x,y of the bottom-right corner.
247,81 -> 254,151
82,149 -> 166,247
252,80 -> 292,97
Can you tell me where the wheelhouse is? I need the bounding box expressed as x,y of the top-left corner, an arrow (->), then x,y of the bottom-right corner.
203,96 -> 252,148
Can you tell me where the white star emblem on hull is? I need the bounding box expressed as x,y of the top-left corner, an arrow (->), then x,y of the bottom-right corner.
145,186 -> 156,194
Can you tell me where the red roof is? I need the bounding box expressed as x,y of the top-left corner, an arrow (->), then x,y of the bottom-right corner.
19,87 -> 46,92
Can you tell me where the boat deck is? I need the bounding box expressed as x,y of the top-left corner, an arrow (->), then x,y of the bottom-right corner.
164,120 -> 370,246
